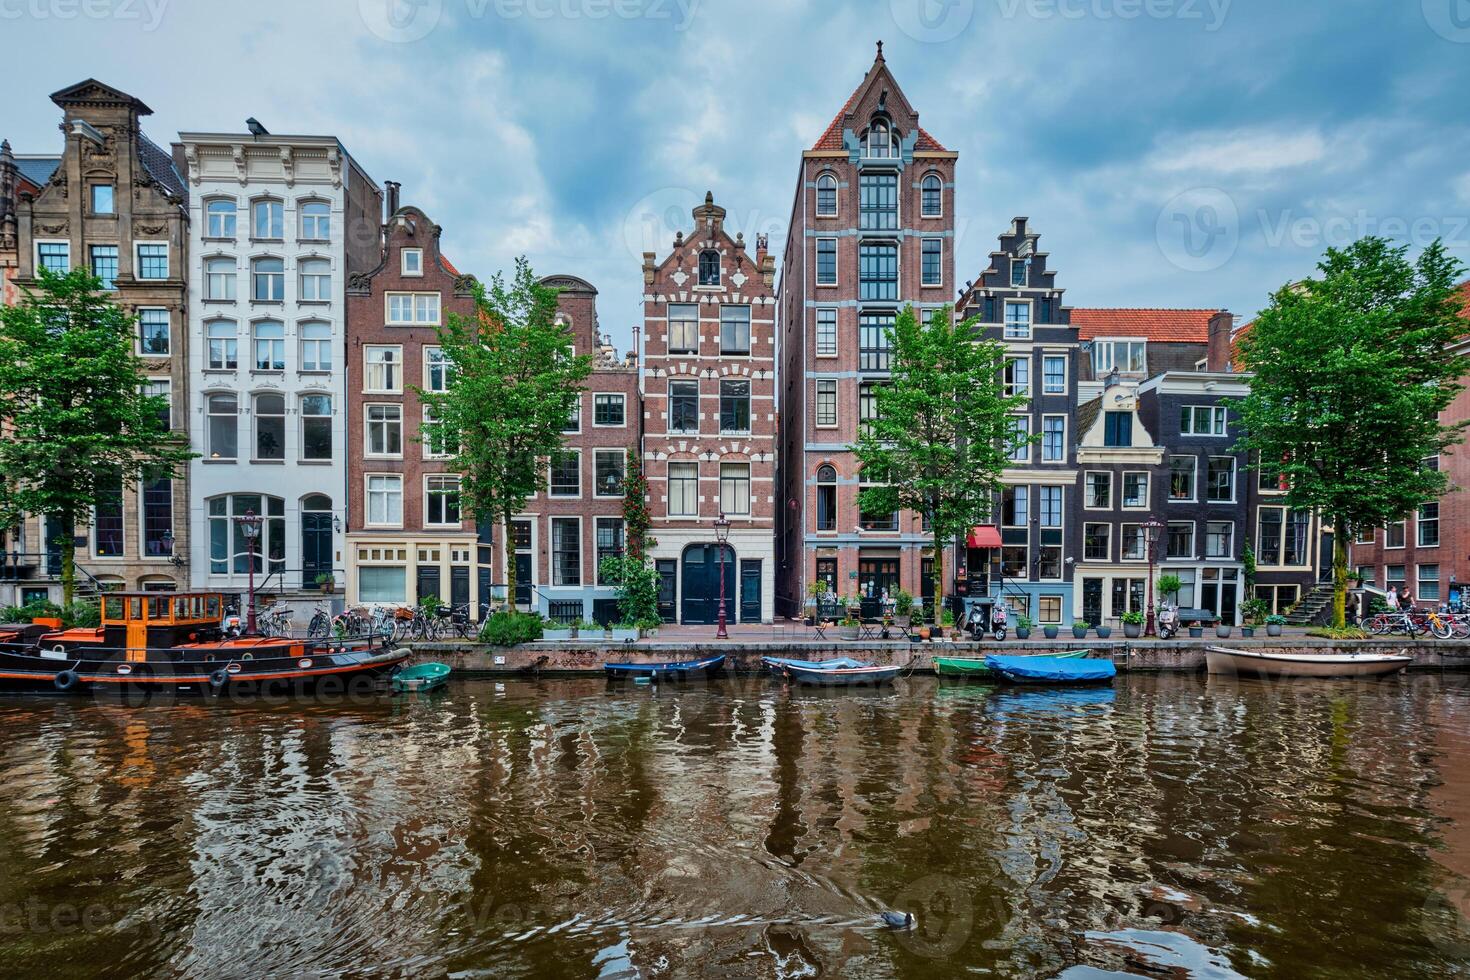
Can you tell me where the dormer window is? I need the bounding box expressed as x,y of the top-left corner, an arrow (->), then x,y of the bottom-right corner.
698,249 -> 720,286
816,173 -> 837,216
867,118 -> 893,157
401,248 -> 423,276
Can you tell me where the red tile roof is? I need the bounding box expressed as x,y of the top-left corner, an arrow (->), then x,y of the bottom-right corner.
1071,308 -> 1222,343
810,65 -> 948,152
441,255 -> 460,276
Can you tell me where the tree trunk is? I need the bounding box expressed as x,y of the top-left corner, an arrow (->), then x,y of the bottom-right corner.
931,528 -> 944,628
59,513 -> 75,609
503,511 -> 517,614
1332,517 -> 1348,630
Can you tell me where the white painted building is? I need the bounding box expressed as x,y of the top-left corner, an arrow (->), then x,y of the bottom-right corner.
175,131 -> 380,608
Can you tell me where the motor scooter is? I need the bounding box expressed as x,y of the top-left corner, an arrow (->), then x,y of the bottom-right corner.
990,602 -> 1009,641
1156,602 -> 1178,640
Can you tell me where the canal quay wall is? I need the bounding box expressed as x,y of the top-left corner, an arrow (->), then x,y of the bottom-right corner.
408,637 -> 1470,676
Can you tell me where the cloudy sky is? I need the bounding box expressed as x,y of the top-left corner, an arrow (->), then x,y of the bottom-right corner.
5,0 -> 1469,349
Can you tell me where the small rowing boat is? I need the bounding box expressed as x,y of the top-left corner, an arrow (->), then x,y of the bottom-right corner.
934,650 -> 1091,677
783,662 -> 904,686
761,655 -> 870,674
984,654 -> 1116,685
1205,646 -> 1412,678
391,662 -> 451,694
603,653 -> 726,680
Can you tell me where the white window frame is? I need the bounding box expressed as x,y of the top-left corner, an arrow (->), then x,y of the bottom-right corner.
205,198 -> 237,239
920,172 -> 943,218
593,449 -> 626,498
549,516 -> 583,588
298,199 -> 331,241
1122,471 -> 1150,510
548,448 -> 582,499
815,172 -> 838,217
668,461 -> 699,517
1181,404 -> 1229,437
1003,356 -> 1030,398
251,198 -> 284,240
1084,471 -> 1112,510
1010,259 -> 1027,288
205,319 -> 238,371
1166,520 -> 1196,560
300,392 -> 333,461
250,255 -> 285,302
364,474 -> 404,528
1007,415 -> 1031,463
815,307 -> 838,357
1205,455 -> 1237,503
143,377 -> 171,429
298,320 -> 331,373
815,378 -> 838,429
363,345 -> 403,394
424,475 -> 462,528
401,248 -> 424,277
719,462 -> 752,517
136,306 -> 171,357
133,241 -> 170,281
1003,299 -> 1032,340
920,237 -> 943,287
298,257 -> 332,302
252,392 -> 288,462
667,303 -> 699,354
205,256 -> 236,301
1120,523 -> 1147,561
593,392 -> 627,428
250,318 -> 286,372
34,239 -> 71,275
815,237 -> 838,286
421,404 -> 451,460
363,403 -> 404,459
1094,338 -> 1147,375
1083,522 -> 1112,562
1041,414 -> 1067,463
385,291 -> 441,326
1205,520 -> 1234,559
423,346 -> 454,393
1042,353 -> 1067,395
1168,455 -> 1198,503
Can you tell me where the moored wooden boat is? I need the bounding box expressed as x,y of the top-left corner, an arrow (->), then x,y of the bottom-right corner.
603,653 -> 726,680
983,654 -> 1116,685
934,650 -> 1091,677
761,655 -> 870,674
1205,646 -> 1412,678
783,662 -> 904,686
392,661 -> 451,694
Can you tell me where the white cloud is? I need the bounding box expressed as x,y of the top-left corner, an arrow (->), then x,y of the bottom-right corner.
1147,128 -> 1327,175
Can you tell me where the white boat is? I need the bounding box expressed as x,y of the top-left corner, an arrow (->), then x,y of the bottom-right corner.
1205,646 -> 1412,678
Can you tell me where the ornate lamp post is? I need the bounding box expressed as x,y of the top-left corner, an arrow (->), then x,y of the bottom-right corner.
1144,516 -> 1164,637
714,511 -> 731,639
235,509 -> 262,635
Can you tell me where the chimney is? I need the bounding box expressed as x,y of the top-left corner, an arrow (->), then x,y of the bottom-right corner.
384,180 -> 400,217
1205,310 -> 1234,372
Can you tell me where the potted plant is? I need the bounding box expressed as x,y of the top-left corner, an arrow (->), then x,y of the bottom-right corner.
934,609 -> 953,640
803,580 -> 824,624
1216,621 -> 1233,638
1188,618 -> 1205,638
1043,623 -> 1060,639
1121,610 -> 1145,639
611,619 -> 640,643
543,619 -> 574,642
572,619 -> 601,640
1156,574 -> 1183,606
1015,615 -> 1034,640
1265,614 -> 1286,637
1071,620 -> 1090,639
894,588 -> 914,622
839,613 -> 860,641
1096,622 -> 1113,639
1240,599 -> 1268,639
314,572 -> 336,594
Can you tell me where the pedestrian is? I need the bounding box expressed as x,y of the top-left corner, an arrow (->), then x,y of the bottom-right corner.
1386,586 -> 1400,612
1344,592 -> 1358,626
1399,586 -> 1414,612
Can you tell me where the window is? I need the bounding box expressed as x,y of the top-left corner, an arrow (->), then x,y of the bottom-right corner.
1181,405 -> 1228,436
549,450 -> 580,497
720,463 -> 751,516
668,462 -> 699,517
1009,259 -> 1027,287
1206,456 -> 1235,501
1084,523 -> 1111,561
1167,521 -> 1195,559
1038,595 -> 1062,624
596,518 -> 625,582
816,464 -> 837,531
365,404 -> 402,457
206,199 -> 236,238
815,379 -> 838,427
720,305 -> 751,355
424,346 -> 454,391
251,257 -> 284,301
1041,416 -> 1065,462
1104,411 -> 1132,447
859,173 -> 898,231
207,320 -> 237,369
252,320 -> 285,370
252,393 -> 285,460
816,173 -> 837,216
698,250 -> 720,286
805,244 -> 839,297
138,308 -> 169,356
668,303 -> 698,353
300,201 -> 330,240
1042,355 -> 1066,394
1418,502 -> 1440,547
1386,520 -> 1406,548
366,476 -> 402,526
207,494 -> 287,574
551,518 -> 581,586
137,243 -> 167,280
1205,521 -> 1233,558
90,245 -> 118,289
1357,565 -> 1375,587
1169,456 -> 1197,501
252,199 -> 283,239
90,183 -> 114,214
866,118 -> 893,156
421,404 -> 455,459
386,292 -> 440,325
1121,524 -> 1147,561
142,474 -> 172,558
1007,416 -> 1030,462
425,476 -> 461,526
142,378 -> 170,429
859,382 -> 883,435
1002,486 -> 1029,526
206,257 -> 236,300
1001,546 -> 1027,579
816,308 -> 837,356
1085,472 -> 1111,509
38,242 -> 70,274
206,393 -> 238,459
720,379 -> 751,433
1122,472 -> 1149,509
299,321 -> 330,372
300,394 -> 332,460
563,398 -> 580,433
94,470 -> 123,557
915,238 -> 942,286
1038,545 -> 1062,580
859,467 -> 897,531
1093,340 -> 1146,375
401,248 -> 423,276
1039,487 -> 1063,528
859,312 -> 894,372
365,346 -> 401,392
1003,357 -> 1030,397
359,565 -> 406,603
299,258 -> 330,301
1386,564 -> 1406,591
921,173 -> 942,217
594,450 -> 625,497
1420,563 -> 1441,602
1003,301 -> 1031,339
859,243 -> 897,301
594,393 -> 625,426
668,380 -> 699,433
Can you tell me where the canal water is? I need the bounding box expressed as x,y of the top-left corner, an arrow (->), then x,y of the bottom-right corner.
2,674 -> 1470,978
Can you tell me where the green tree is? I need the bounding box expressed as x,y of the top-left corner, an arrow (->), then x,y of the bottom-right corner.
622,448 -> 653,560
0,268 -> 193,604
1236,237 -> 1468,628
420,258 -> 592,613
851,305 -> 1032,625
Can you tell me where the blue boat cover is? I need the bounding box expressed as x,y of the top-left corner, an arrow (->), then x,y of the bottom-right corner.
983,655 -> 1116,683
604,654 -> 725,674
762,656 -> 869,670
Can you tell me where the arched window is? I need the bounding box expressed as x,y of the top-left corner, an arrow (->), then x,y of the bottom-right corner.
251,198 -> 283,239
816,464 -> 837,531
867,118 -> 893,157
921,173 -> 942,217
816,173 -> 838,217
206,319 -> 237,370
299,200 -> 331,240
251,257 -> 284,301
300,394 -> 332,461
207,494 -> 285,575
303,493 -> 332,512
205,257 -> 235,300
206,199 -> 237,239
698,249 -> 721,286
206,393 -> 237,459
252,319 -> 284,370
254,393 -> 285,461
299,320 -> 331,372
299,258 -> 330,301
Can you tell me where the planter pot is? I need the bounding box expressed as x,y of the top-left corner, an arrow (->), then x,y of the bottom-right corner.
1016,627 -> 1031,639
1241,627 -> 1255,638
1124,623 -> 1142,639
1188,627 -> 1204,638
1072,627 -> 1089,639
917,627 -> 931,641
1043,626 -> 1059,639
543,628 -> 573,642
1267,624 -> 1283,637
1096,626 -> 1113,639
1216,625 -> 1233,638
318,584 -> 334,595
610,628 -> 639,643
840,626 -> 860,641
932,627 -> 946,639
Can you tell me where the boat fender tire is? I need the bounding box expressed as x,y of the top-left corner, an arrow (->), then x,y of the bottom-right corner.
208,669 -> 230,692
53,669 -> 80,692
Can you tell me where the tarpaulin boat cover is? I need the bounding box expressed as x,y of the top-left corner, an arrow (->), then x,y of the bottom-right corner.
983,655 -> 1116,683
764,657 -> 868,670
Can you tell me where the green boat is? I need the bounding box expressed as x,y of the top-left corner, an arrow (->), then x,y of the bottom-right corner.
934,650 -> 1091,678
392,662 -> 452,694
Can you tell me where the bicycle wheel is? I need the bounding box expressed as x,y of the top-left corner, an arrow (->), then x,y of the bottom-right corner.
1432,617 -> 1453,639
307,612 -> 327,638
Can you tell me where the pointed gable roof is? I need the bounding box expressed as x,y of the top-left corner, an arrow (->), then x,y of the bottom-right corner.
810,43 -> 948,153
49,78 -> 153,116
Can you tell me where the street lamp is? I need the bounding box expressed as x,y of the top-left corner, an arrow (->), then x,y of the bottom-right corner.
235,508 -> 262,635
714,511 -> 731,639
1144,516 -> 1164,637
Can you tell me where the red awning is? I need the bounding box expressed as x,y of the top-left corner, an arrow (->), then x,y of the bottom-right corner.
967,525 -> 1002,549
